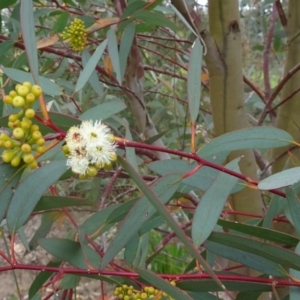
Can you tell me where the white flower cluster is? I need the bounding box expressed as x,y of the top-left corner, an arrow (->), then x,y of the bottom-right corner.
64,120 -> 117,177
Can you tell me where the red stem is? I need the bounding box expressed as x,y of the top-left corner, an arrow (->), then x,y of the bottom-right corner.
115,139 -> 286,198
1,263 -> 300,287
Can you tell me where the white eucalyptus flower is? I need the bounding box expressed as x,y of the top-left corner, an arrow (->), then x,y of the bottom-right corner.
65,120 -> 116,176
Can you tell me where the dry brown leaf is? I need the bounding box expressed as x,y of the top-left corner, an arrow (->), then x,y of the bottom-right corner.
86,18 -> 120,33
201,72 -> 209,81
37,34 -> 60,49
104,55 -> 114,75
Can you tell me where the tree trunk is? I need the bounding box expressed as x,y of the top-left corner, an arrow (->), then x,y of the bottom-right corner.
205,0 -> 263,222
204,2 -> 267,299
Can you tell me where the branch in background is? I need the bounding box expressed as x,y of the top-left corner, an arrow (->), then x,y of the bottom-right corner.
275,0 -> 287,31
263,2 -> 277,100
258,62 -> 300,125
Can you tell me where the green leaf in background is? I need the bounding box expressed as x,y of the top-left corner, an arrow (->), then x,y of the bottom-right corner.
107,28 -> 122,84
0,41 -> 15,58
79,99 -> 126,121
192,158 -> 240,247
133,10 -> 177,31
0,162 -> 24,222
60,274 -> 81,289
80,203 -> 120,236
124,234 -> 140,266
38,238 -> 101,269
33,196 -> 90,212
148,159 -> 221,192
125,121 -> 138,171
7,160 -> 68,233
20,0 -> 39,83
100,169 -> 182,269
106,156 -> 225,291
208,231 -> 300,271
218,219 -> 300,247
28,261 -> 62,299
199,127 -> 294,157
286,187 -> 300,236
135,268 -> 193,300
188,38 -> 202,123
177,279 -> 271,292
205,240 -> 286,276
82,50 -> 103,97
75,39 -> 108,92
3,68 -> 62,95
262,195 -> 285,228
290,242 -> 300,299
28,212 -> 57,250
258,167 -> 300,190
121,1 -> 148,19
0,0 -> 17,9
120,23 -> 135,81
52,11 -> 69,33
236,291 -> 263,300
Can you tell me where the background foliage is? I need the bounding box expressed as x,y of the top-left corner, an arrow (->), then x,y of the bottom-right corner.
0,0 -> 300,299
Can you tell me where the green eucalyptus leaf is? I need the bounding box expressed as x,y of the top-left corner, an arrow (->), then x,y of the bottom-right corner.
100,169 -> 182,269
286,187 -> 300,236
188,39 -> 202,123
205,240 -> 286,276
82,50 -> 103,97
0,162 -> 24,222
79,99 -> 126,121
38,238 -> 101,269
7,160 -> 68,233
120,23 -> 135,81
258,167 -> 300,190
3,68 -> 62,95
28,261 -> 62,299
107,28 -> 122,84
135,267 -> 193,300
199,127 -> 294,158
75,39 -> 108,92
192,158 -> 240,246
21,0 -> 39,83
290,242 -> 300,299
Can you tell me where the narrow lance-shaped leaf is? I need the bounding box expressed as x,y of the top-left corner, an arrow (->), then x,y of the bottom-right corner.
107,28 -> 122,84
100,165 -> 183,269
192,158 -> 240,247
7,160 -> 68,233
188,38 -> 203,123
3,68 -> 62,96
258,167 -> 300,190
101,157 -> 227,292
286,187 -> 300,236
135,268 -> 193,300
79,99 -> 126,121
199,127 -> 294,158
120,23 -> 135,81
75,39 -> 108,92
0,163 -> 24,222
290,242 -> 300,299
205,240 -> 286,276
21,0 -> 39,83
208,231 -> 300,271
38,238 -> 101,269
82,50 -> 103,97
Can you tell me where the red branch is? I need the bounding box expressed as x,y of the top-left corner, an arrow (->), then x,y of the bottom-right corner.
0,263 -> 299,287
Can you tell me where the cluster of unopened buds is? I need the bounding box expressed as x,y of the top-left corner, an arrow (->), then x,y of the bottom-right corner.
63,120 -> 117,179
113,283 -> 176,300
61,18 -> 87,52
1,82 -> 45,168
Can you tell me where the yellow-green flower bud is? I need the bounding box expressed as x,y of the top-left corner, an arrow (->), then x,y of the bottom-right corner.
12,96 -> 25,108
